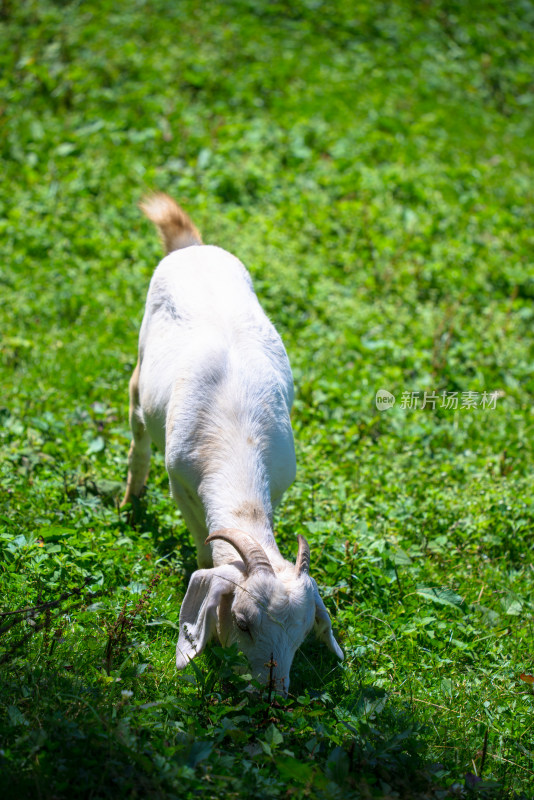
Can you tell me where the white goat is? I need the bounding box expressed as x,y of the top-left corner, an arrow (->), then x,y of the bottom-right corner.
122,194 -> 342,694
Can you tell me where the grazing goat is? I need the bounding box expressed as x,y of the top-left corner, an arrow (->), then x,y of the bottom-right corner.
122,193 -> 342,694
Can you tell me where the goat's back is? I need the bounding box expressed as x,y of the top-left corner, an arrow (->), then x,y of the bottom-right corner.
136,245 -> 294,460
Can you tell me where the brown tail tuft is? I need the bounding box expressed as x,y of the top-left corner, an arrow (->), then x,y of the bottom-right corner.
140,193 -> 202,253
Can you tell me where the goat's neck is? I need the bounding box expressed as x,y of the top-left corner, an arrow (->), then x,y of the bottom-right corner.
198,445 -> 284,569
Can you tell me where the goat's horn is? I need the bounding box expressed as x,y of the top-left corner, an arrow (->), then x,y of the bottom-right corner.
205,529 -> 275,577
295,534 -> 310,576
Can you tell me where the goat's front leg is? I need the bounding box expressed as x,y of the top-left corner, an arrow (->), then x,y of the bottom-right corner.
121,362 -> 151,507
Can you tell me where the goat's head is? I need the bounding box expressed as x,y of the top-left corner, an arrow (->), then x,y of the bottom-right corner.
176,530 -> 342,695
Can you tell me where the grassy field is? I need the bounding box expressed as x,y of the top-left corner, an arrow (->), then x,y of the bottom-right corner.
1,1 -> 534,797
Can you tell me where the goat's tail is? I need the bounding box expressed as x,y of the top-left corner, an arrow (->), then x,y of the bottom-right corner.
140,192 -> 202,253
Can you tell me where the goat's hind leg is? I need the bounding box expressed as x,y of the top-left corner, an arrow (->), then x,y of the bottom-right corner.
121,362 -> 151,507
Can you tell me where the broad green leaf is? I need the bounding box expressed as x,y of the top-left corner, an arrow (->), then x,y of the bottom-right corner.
416,587 -> 466,610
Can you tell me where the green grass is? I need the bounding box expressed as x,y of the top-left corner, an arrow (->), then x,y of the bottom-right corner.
1,0 -> 534,797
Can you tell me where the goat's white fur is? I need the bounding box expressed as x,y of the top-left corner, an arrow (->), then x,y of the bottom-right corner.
124,194 -> 342,693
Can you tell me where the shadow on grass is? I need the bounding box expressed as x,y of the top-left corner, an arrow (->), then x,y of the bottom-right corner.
286,640 -> 516,800
0,643 -> 522,800
0,662 -> 212,800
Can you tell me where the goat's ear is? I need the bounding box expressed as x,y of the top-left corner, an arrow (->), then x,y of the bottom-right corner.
176,564 -> 243,668
312,581 -> 344,660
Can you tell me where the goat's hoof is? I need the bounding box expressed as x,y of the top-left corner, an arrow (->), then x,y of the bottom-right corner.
121,492 -> 145,525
